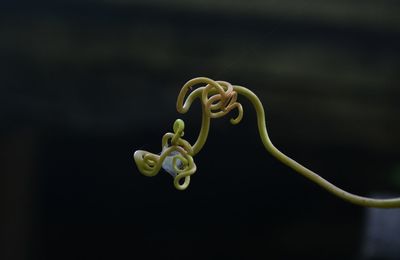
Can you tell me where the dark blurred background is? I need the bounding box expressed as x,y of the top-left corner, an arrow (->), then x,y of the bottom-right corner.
1,1 -> 400,259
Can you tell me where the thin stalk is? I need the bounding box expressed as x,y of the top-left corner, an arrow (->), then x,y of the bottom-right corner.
234,85 -> 400,208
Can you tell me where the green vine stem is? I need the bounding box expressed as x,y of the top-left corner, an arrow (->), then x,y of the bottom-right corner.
134,77 -> 400,208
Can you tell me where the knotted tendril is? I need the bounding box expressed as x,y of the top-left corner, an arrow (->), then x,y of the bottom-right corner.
177,77 -> 243,125
134,77 -> 400,208
134,119 -> 196,190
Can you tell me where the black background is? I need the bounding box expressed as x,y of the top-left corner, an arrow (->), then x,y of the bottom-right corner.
1,1 -> 400,259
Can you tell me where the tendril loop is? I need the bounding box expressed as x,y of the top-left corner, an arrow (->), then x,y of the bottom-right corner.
134,119 -> 196,190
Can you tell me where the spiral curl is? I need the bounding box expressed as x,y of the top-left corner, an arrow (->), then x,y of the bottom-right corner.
177,78 -> 243,125
134,119 -> 196,190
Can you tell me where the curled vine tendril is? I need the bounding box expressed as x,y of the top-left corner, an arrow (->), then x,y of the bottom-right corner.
134,119 -> 196,190
134,77 -> 400,208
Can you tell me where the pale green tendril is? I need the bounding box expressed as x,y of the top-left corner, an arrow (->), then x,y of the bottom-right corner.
134,77 -> 400,208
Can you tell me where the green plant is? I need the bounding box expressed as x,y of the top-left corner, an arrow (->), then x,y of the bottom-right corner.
134,77 -> 400,208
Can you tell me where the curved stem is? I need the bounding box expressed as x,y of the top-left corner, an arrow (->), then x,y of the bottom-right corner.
176,85 -> 211,156
234,85 -> 400,208
192,104 -> 210,156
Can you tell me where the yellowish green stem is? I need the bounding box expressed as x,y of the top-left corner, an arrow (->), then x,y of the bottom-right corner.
134,77 -> 400,208
234,85 -> 400,208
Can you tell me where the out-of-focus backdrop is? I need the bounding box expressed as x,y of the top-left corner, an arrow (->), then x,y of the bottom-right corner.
1,1 -> 400,259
